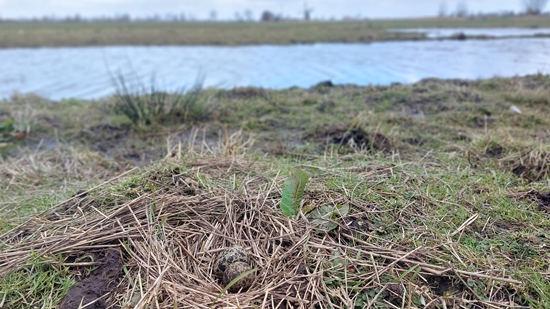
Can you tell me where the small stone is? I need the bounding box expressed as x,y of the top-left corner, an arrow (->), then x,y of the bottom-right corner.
509,105 -> 522,114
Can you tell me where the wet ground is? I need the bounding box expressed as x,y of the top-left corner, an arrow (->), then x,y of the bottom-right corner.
59,250 -> 123,309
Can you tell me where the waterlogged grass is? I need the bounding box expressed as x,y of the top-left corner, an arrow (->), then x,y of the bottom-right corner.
0,75 -> 549,307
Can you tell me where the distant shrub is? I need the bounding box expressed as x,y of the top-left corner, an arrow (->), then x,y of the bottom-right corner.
260,11 -> 281,22
112,73 -> 204,126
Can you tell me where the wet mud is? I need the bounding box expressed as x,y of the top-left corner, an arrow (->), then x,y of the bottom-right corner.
59,250 -> 123,309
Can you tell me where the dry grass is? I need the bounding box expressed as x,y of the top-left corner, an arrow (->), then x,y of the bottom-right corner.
500,147 -> 550,182
0,143 -> 130,233
0,156 -> 525,308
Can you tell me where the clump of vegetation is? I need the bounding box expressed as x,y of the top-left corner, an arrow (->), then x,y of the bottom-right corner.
0,118 -> 15,152
0,255 -> 76,308
113,73 -> 204,126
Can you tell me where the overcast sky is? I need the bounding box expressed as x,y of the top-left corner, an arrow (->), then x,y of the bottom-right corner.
0,0 -> 543,20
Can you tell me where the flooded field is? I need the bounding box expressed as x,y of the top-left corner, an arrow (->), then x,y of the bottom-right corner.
1,36 -> 550,99
390,27 -> 550,38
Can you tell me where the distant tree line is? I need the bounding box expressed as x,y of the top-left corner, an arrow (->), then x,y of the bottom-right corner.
523,0 -> 548,14
0,11 -> 288,24
0,2 -> 316,23
438,0 -> 548,17
0,13 -> 193,24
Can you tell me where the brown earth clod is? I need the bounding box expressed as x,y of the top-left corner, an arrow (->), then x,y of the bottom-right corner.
509,189 -> 550,214
319,124 -> 393,151
59,250 -> 123,309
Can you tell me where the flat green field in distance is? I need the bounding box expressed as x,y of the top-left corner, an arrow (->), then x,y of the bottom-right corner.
0,20 -> 423,47
1,75 -> 549,307
1,15 -> 550,47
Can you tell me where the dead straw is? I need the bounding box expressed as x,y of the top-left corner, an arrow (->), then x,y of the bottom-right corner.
0,158 -> 524,308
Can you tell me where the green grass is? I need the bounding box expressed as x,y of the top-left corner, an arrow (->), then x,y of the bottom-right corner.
0,254 -> 76,308
1,74 -> 550,307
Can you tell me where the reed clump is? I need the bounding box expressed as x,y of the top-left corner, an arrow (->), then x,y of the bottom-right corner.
113,73 -> 204,126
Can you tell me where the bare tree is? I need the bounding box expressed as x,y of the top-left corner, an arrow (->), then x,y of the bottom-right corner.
522,0 -> 548,14
438,1 -> 448,17
455,1 -> 468,17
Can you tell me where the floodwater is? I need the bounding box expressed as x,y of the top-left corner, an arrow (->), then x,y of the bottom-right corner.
390,27 -> 550,38
1,36 -> 550,100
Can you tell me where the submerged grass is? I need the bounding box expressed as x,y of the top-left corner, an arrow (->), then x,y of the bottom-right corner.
0,74 -> 550,307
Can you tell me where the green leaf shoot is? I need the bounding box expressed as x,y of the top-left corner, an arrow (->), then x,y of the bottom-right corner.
280,169 -> 309,217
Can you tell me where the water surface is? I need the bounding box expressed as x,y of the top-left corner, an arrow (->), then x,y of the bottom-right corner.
390,27 -> 550,38
1,37 -> 549,100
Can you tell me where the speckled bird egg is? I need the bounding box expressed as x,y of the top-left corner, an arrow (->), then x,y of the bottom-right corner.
222,261 -> 255,292
214,246 -> 249,279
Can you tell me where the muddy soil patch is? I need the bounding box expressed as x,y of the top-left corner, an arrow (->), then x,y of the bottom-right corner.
528,191 -> 550,214
484,142 -> 505,158
537,192 -> 550,213
316,124 -> 393,151
59,250 -> 123,309
427,275 -> 464,297
510,189 -> 550,214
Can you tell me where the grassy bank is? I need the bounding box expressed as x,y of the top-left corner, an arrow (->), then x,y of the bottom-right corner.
1,75 -> 549,307
0,21 -> 424,48
1,15 -> 550,47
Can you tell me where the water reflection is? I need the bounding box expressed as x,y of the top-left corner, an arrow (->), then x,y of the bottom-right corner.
1,37 -> 549,100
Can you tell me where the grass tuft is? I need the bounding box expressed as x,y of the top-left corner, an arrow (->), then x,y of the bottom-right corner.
113,72 -> 204,126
